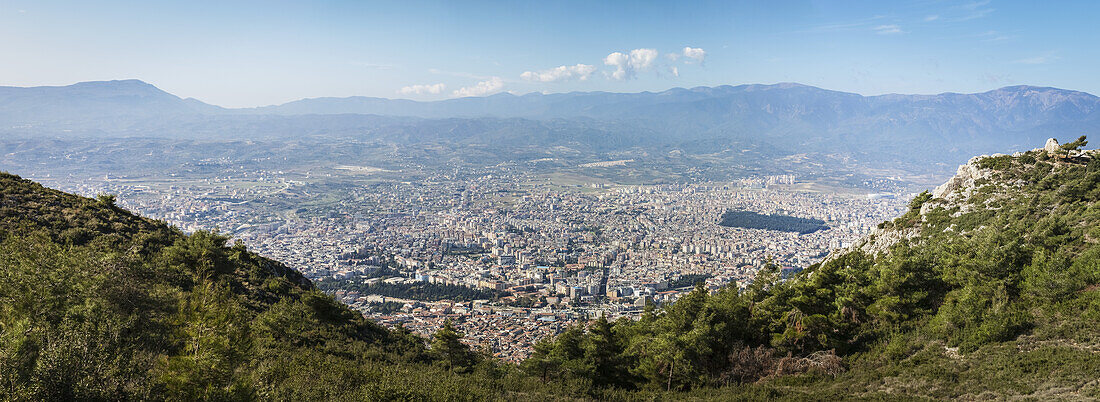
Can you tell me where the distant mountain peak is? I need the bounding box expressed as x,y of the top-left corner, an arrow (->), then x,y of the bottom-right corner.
985,84 -> 1096,98
1,79 -> 1097,162
771,82 -> 812,89
67,79 -> 164,92
0,79 -> 221,124
74,78 -> 152,86
994,84 -> 1061,92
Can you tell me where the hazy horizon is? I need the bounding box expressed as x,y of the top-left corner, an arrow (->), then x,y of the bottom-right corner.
4,78 -> 1095,110
2,0 -> 1098,107
4,2 -> 1100,399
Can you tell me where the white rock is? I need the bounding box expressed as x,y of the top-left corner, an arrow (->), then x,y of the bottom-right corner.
1045,138 -> 1060,153
820,139 -> 1080,266
932,159 -> 991,199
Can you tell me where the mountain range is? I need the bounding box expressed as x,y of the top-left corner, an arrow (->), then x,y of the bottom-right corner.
3,79 -> 1099,168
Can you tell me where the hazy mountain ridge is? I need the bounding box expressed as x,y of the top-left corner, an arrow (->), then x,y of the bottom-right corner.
5,79 -> 1096,127
0,80 -> 223,125
3,80 -> 1099,171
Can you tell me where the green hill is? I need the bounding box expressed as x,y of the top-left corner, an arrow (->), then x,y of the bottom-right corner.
3,137 -> 1100,400
522,137 -> 1100,399
0,173 -> 569,401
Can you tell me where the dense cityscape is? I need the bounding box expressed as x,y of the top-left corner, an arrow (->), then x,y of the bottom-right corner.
44,166 -> 907,361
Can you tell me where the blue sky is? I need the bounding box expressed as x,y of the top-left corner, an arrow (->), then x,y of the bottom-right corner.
1,0 -> 1096,107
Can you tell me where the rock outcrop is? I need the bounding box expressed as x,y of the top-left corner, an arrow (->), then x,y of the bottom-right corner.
1045,138 -> 1061,153
832,155 -> 995,259
932,155 -> 996,200
826,140 -> 1087,263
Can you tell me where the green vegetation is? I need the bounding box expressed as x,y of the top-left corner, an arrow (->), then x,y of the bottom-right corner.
369,301 -> 406,314
522,142 -> 1100,399
0,172 -> 570,401
668,274 -> 712,289
317,278 -> 507,302
879,190 -> 931,229
1062,135 -> 1089,151
3,138 -> 1100,400
719,209 -> 828,234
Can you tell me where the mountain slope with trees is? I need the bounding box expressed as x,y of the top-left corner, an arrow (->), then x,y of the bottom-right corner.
0,172 -> 577,401
524,137 -> 1100,399
3,137 -> 1100,400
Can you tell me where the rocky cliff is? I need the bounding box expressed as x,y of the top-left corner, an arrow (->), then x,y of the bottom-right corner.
829,137 -> 1096,262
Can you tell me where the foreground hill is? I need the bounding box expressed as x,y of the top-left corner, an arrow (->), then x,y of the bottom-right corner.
0,172 -> 574,400
3,137 -> 1100,400
523,137 -> 1100,399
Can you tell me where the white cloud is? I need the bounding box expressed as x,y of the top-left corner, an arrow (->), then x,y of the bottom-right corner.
397,83 -> 446,95
670,66 -> 679,77
604,48 -> 658,80
923,15 -> 940,22
957,0 -> 994,21
520,64 -> 597,82
798,15 -> 887,34
873,24 -> 903,35
604,52 -> 630,80
630,48 -> 658,69
976,30 -> 1014,42
682,47 -> 706,63
452,77 -> 504,97
1013,54 -> 1058,65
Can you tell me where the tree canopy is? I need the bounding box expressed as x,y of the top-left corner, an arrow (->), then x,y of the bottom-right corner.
3,139 -> 1100,400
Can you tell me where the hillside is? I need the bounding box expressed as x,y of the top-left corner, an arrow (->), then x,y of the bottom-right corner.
3,137 -> 1100,400
0,172 -> 574,401
521,137 -> 1100,399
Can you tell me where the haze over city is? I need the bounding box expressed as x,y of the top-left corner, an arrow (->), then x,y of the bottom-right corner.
3,1 -> 1100,400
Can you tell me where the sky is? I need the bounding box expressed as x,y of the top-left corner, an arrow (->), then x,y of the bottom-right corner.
1,0 -> 1097,108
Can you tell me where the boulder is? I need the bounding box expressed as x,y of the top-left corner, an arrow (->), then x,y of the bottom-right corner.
1045,138 -> 1060,153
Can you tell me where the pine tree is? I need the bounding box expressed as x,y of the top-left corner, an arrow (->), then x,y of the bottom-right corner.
1062,135 -> 1088,151
431,319 -> 473,371
583,315 -> 628,388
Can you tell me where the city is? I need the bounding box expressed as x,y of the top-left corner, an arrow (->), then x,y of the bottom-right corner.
40,164 -> 906,362
2,0 -> 1098,398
